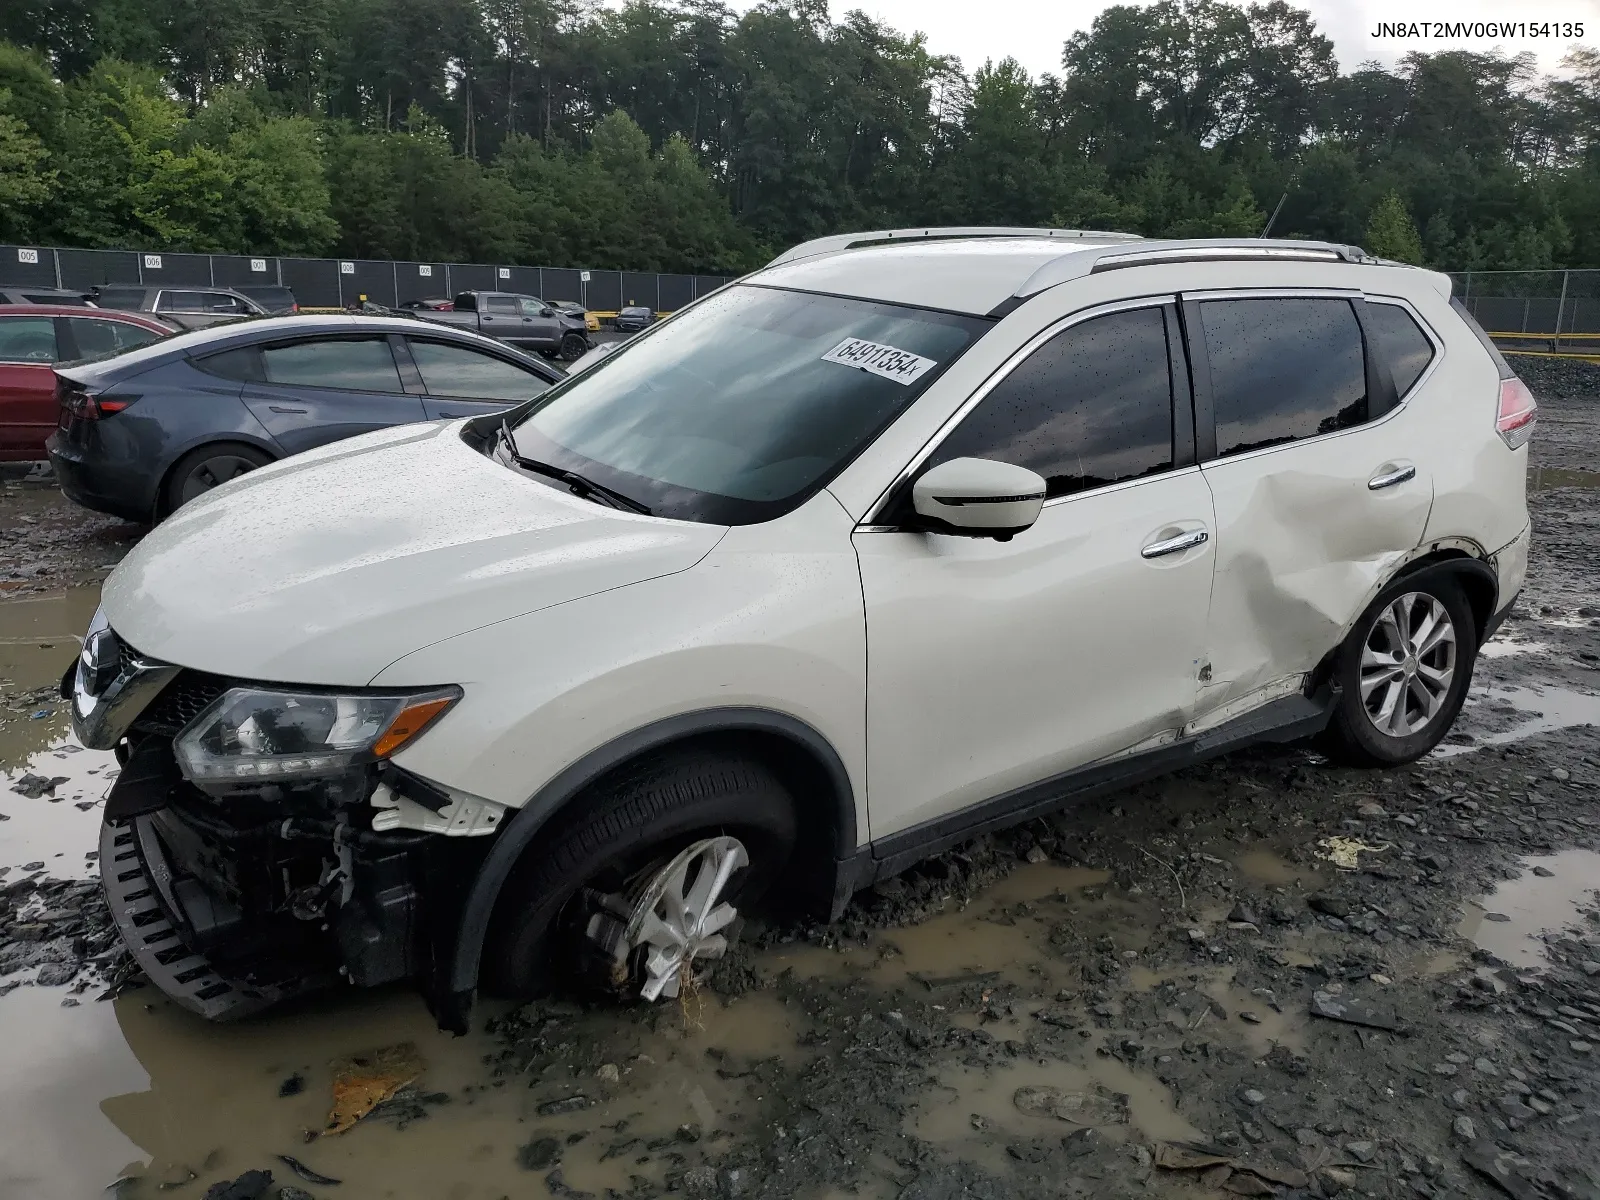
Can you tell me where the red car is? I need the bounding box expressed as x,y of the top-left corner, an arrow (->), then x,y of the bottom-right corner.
0,305 -> 171,461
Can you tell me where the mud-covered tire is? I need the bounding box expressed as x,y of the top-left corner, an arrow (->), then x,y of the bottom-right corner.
1320,572 -> 1478,767
558,332 -> 588,362
482,751 -> 797,999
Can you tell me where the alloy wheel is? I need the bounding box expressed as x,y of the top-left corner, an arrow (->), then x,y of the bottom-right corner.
1359,590 -> 1457,738
179,454 -> 261,505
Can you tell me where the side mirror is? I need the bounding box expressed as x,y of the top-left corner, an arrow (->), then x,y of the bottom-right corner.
911,457 -> 1046,541
541,306 -> 554,317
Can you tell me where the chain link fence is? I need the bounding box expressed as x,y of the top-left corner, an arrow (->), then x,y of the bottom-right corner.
1447,270 -> 1600,349
0,244 -> 736,316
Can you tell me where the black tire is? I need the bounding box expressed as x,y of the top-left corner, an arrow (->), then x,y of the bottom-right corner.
161,441 -> 273,517
1320,572 -> 1478,767
558,332 -> 587,362
483,750 -> 797,999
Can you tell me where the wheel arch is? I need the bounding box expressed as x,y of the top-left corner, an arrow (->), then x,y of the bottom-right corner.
435,706 -> 857,1032
152,435 -> 279,520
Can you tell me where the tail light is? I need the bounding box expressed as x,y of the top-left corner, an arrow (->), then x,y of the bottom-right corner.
1496,377 -> 1537,449
291,303 -> 299,314
56,377 -> 130,421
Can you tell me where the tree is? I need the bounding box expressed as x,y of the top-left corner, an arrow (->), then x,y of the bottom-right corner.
1364,192 -> 1423,263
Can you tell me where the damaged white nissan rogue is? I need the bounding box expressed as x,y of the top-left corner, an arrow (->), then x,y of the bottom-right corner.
68,228 -> 1535,1031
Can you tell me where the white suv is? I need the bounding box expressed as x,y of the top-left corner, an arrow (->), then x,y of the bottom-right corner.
68,228 -> 1535,1030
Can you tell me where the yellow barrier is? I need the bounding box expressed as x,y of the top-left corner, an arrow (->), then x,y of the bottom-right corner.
1501,349 -> 1600,362
1489,331 -> 1600,340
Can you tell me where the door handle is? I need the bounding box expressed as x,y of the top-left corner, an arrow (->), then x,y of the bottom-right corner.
1141,528 -> 1209,559
268,405 -> 307,414
1368,464 -> 1417,490
436,411 -> 462,418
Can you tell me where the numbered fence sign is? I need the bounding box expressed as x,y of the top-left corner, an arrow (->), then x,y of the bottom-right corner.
17,248 -> 38,264
580,270 -> 591,282
250,258 -> 268,272
144,254 -> 162,269
340,262 -> 355,274
498,268 -> 511,279
419,264 -> 432,277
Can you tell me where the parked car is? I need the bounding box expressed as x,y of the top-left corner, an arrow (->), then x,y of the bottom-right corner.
418,290 -> 591,360
47,315 -> 564,520
232,285 -> 299,315
400,297 -> 455,311
90,285 -> 267,330
0,284 -> 94,307
614,305 -> 655,332
0,305 -> 171,461
65,228 -> 1532,1032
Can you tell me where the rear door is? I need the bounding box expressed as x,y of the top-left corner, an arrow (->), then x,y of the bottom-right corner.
0,315 -> 60,460
503,297 -> 560,350
402,337 -> 556,420
1185,290 -> 1434,726
476,294 -> 522,343
240,336 -> 426,455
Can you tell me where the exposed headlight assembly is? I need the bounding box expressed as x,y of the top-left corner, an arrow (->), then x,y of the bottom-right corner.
174,686 -> 460,792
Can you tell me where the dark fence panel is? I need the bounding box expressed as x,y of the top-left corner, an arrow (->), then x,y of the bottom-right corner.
340,259 -> 397,307
659,274 -> 694,311
541,269 -> 582,303
695,275 -> 725,300
212,255 -> 280,287
280,258 -> 340,307
621,272 -> 657,309
586,270 -> 622,313
501,266 -> 542,298
447,263 -> 498,296
138,252 -> 213,287
1570,297 -> 1600,335
0,246 -> 58,286
57,249 -> 141,289
396,261 -> 448,305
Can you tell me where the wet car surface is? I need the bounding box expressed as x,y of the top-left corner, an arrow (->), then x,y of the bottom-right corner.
2,362 -> 1598,1200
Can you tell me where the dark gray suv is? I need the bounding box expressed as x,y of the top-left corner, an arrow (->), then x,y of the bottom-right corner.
48,315 -> 565,521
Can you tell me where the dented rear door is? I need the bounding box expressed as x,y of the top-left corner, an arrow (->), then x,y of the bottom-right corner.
1183,290 -> 1433,726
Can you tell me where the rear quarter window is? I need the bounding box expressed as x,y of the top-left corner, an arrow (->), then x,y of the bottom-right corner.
1366,303 -> 1437,396
1450,296 -> 1515,379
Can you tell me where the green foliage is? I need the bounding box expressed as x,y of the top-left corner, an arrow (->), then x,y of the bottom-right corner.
1364,192 -> 1424,263
0,0 -> 1595,271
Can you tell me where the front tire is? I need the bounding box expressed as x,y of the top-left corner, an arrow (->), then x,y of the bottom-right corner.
483,750 -> 797,999
1320,573 -> 1478,766
558,332 -> 588,362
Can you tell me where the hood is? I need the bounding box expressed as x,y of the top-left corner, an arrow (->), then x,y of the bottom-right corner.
101,422 -> 726,685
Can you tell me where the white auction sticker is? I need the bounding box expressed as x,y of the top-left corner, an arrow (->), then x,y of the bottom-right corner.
821,337 -> 935,385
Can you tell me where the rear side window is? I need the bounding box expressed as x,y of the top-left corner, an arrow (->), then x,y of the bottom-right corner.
157,291 -> 209,312
67,317 -> 162,358
485,296 -> 518,315
925,306 -> 1176,498
260,339 -> 404,392
93,289 -> 145,310
0,316 -> 58,362
1367,303 -> 1436,396
408,340 -> 552,401
1200,298 -> 1367,458
197,346 -> 266,381
1450,296 -> 1515,379
26,292 -> 88,306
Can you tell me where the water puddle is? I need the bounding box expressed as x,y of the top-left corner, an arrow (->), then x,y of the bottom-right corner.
1458,849 -> 1600,969
1232,849 -> 1319,887
1530,466 -> 1600,492
1478,638 -> 1551,659
1434,684 -> 1600,757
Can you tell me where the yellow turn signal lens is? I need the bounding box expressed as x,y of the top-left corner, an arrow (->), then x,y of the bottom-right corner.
372,695 -> 457,759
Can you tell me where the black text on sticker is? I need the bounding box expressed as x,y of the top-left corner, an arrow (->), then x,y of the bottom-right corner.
821,338 -> 936,385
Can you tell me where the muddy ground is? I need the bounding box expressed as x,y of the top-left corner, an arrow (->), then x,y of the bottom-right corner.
1,362 -> 1598,1200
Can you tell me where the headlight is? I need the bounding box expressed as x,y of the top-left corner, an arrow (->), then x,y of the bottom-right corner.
174,686 -> 460,789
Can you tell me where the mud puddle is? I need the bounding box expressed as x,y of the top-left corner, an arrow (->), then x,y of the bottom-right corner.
1434,682 -> 1600,756
1459,849 -> 1600,969
1530,465 -> 1600,492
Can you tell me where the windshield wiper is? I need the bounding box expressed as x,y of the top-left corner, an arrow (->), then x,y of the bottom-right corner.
495,421 -> 652,515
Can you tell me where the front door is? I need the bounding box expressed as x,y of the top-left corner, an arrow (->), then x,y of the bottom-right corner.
855,301 -> 1216,841
404,337 -> 555,420
1183,292 -> 1434,725
241,336 -> 426,456
508,297 -> 562,351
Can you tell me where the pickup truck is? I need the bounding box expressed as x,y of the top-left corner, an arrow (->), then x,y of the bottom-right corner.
418,291 -> 592,361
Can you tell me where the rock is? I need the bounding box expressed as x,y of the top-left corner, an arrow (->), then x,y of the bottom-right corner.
1032,1004 -> 1076,1028
1024,845 -> 1049,864
36,961 -> 78,987
1551,768 -> 1570,782
278,1074 -> 305,1098
1238,1011 -> 1262,1024
1240,1088 -> 1266,1106
1228,904 -> 1260,926
682,1165 -> 719,1195
279,1190 -> 313,1200
1308,894 -> 1351,919
1344,1141 -> 1376,1163
719,1167 -> 748,1198
1013,1085 -> 1128,1126
1532,866 -> 1555,878
1005,1144 -> 1047,1163
1309,990 -> 1402,1032
1484,913 -> 1512,923
536,1095 -> 590,1116
595,1063 -> 620,1084
1454,1116 -> 1477,1141
201,1170 -> 273,1200
1357,802 -> 1389,818
1187,928 -> 1207,942
518,1136 -> 563,1170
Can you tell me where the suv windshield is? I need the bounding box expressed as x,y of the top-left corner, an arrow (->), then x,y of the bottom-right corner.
509,285 -> 987,524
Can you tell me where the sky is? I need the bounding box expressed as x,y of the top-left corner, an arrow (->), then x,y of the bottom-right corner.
723,0 -> 1600,79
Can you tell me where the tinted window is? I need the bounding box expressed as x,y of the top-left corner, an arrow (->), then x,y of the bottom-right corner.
486,296 -> 518,314
93,289 -> 145,310
1201,298 -> 1367,458
197,346 -> 266,382
26,292 -> 88,306
1367,303 -> 1436,396
260,339 -> 403,391
67,317 -> 162,358
925,306 -> 1175,499
409,340 -> 552,401
517,298 -> 547,317
511,285 -> 986,524
0,316 -> 58,362
157,291 -> 209,312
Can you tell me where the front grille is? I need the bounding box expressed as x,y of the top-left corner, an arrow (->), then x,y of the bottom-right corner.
131,670 -> 234,736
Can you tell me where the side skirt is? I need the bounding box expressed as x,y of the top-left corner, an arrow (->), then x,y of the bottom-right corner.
828,689 -> 1334,917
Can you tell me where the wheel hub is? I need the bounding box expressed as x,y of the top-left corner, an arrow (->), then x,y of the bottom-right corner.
1358,591 -> 1457,738
581,836 -> 749,1001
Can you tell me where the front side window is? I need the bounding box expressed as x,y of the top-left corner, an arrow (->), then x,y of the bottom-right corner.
409,340 -> 552,401
517,298 -> 547,317
68,317 -> 163,358
923,306 -> 1177,498
510,285 -> 988,524
0,317 -> 58,362
1200,297 -> 1367,458
1367,302 -> 1436,396
260,338 -> 404,392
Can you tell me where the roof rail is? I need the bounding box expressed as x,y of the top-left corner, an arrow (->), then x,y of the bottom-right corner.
1087,241 -> 1375,275
766,226 -> 1143,268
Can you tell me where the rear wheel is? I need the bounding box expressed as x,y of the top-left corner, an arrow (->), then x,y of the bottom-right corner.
558,332 -> 588,362
483,750 -> 797,1000
162,442 -> 272,517
1320,573 -> 1477,766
